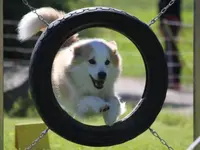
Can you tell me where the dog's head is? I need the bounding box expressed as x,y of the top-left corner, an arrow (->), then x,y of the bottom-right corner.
69,39 -> 122,90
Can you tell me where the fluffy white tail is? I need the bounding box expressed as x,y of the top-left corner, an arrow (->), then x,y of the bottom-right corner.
17,7 -> 65,41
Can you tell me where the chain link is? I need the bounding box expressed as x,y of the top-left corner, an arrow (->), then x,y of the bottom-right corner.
21,0 -> 176,149
148,0 -> 176,149
149,128 -> 174,150
25,128 -> 49,150
148,0 -> 176,26
21,0 -> 49,26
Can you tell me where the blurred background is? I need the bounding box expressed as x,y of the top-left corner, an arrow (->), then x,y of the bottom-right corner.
3,0 -> 193,149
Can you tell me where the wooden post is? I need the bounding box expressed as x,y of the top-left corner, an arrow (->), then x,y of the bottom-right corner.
194,0 -> 200,149
0,0 -> 4,149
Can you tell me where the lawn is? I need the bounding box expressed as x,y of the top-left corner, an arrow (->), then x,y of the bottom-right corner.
72,0 -> 193,84
4,110 -> 193,150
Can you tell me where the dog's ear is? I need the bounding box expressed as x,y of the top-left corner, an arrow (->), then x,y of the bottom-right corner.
62,34 -> 79,48
107,41 -> 121,67
71,44 -> 93,64
108,40 -> 118,54
74,46 -> 82,57
73,43 -> 92,58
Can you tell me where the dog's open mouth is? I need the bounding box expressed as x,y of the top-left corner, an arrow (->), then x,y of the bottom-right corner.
89,75 -> 105,89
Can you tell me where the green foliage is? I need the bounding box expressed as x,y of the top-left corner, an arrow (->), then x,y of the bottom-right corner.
7,96 -> 37,118
67,0 -> 95,10
7,89 -> 39,118
8,97 -> 27,117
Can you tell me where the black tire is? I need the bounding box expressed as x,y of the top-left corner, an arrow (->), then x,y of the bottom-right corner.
29,7 -> 168,147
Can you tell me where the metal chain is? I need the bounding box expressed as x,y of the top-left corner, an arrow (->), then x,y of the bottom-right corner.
149,128 -> 174,150
21,0 -> 176,149
25,128 -> 49,150
21,0 -> 49,26
21,0 -> 49,149
148,0 -> 176,26
148,0 -> 176,149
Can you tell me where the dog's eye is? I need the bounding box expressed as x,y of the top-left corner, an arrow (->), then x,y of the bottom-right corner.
105,60 -> 110,65
88,59 -> 96,65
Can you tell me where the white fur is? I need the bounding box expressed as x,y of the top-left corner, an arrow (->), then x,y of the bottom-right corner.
17,11 -> 43,41
103,96 -> 126,126
88,42 -> 110,80
77,96 -> 111,116
17,7 -> 126,126
17,7 -> 64,41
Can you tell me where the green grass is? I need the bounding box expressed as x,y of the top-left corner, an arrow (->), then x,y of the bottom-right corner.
4,110 -> 193,150
74,0 -> 194,84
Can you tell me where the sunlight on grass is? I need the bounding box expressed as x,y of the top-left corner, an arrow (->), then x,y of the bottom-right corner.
4,110 -> 193,150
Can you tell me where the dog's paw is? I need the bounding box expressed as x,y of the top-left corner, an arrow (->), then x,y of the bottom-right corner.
103,106 -> 120,126
77,96 -> 110,114
103,96 -> 126,126
90,98 -> 110,113
100,104 -> 110,112
103,111 -> 118,126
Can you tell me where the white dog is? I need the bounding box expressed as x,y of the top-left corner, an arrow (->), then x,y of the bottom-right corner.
17,7 -> 126,126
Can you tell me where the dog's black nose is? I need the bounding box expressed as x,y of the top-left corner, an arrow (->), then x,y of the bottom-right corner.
98,72 -> 107,80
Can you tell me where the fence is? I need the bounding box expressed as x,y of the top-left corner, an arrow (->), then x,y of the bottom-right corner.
4,20 -> 39,60
3,19 -> 193,86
